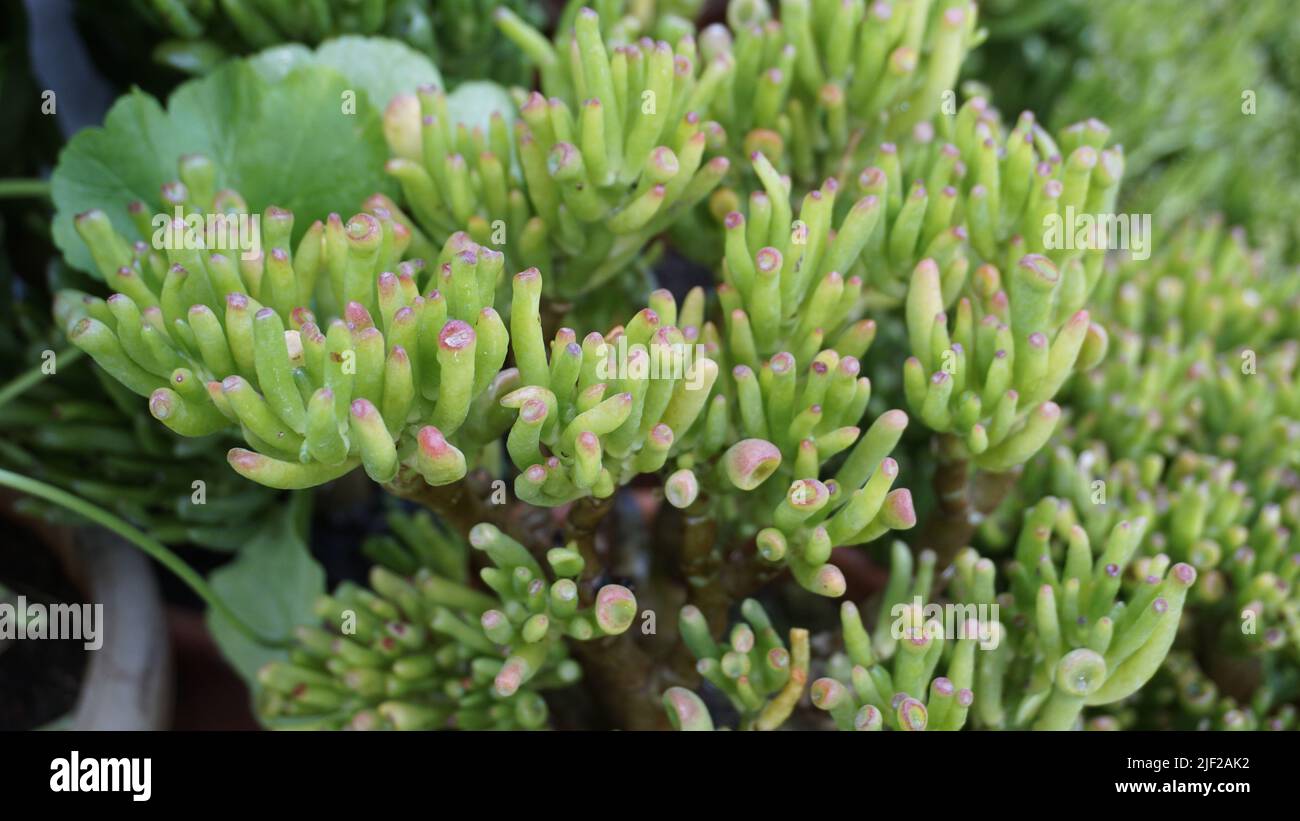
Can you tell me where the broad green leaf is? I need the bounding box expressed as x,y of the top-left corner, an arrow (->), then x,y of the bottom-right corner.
244,44 -> 315,81
51,89 -> 202,276
248,36 -> 444,112
52,59 -> 392,277
315,36 -> 444,110
205,493 -> 324,688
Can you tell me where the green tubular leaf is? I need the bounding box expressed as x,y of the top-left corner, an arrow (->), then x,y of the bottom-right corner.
1086,564 -> 1197,706
721,438 -> 783,491
840,602 -> 876,668
187,303 -> 237,377
472,308 -> 509,399
105,295 -> 165,377
659,357 -> 719,437
380,343 -> 414,434
349,398 -> 397,483
410,426 -> 467,486
224,292 -> 258,377
149,387 -> 229,436
67,316 -> 165,397
834,409 -> 908,491
221,375 -> 303,457
432,319 -> 476,433
788,553 -> 846,598
663,687 -> 714,731
252,307 -> 307,435
905,258 -> 943,372
976,401 -> 1061,471
305,388 -> 349,465
469,523 -> 543,578
228,448 -> 357,490
510,269 -> 550,389
506,397 -> 548,469
826,457 -> 899,545
1008,254 -> 1060,341
1034,649 -> 1106,730
873,540 -> 912,655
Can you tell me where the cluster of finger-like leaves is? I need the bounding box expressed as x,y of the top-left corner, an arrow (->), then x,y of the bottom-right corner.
387,5 -> 732,299
1106,651 -> 1298,732
1065,219 -> 1300,469
259,512 -> 636,729
997,219 -> 1300,663
1009,445 -> 1300,660
714,134 -> 973,328
696,303 -> 915,596
716,153 -> 886,362
504,282 -> 719,506
697,0 -> 981,188
662,599 -> 810,730
811,544 -> 980,730
1069,333 -> 1300,469
945,101 -> 1124,269
1093,216 -> 1300,353
902,252 -> 1108,469
836,510 -> 1194,731
721,411 -> 915,597
63,157 -> 516,491
891,101 -> 1122,467
706,105 -> 1119,472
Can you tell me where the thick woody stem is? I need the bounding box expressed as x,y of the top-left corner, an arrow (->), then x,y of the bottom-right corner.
564,494 -> 615,603
384,466 -> 547,555
720,537 -> 786,601
913,434 -> 1020,567
384,467 -> 489,540
971,468 -> 1021,520
569,633 -> 673,730
563,492 -> 680,729
678,496 -> 728,634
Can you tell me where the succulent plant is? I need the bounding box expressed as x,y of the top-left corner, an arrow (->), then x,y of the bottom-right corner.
387,8 -> 732,301
696,0 -> 983,187
94,0 -> 548,85
63,166 -> 513,495
23,0 -> 1298,737
258,512 -> 636,729
664,598 -> 809,730
818,515 -> 1195,730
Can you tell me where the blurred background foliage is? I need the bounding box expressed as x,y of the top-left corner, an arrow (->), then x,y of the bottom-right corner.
966,0 -> 1300,263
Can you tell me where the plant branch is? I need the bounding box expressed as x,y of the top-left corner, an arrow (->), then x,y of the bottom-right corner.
563,494 -> 614,603
0,349 -> 83,409
568,632 -> 672,730
0,178 -> 51,199
912,434 -> 1021,567
677,495 -> 729,633
384,467 -> 490,539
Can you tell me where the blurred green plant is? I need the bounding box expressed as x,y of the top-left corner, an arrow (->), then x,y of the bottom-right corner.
966,0 -> 1300,262
84,0 -> 548,87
